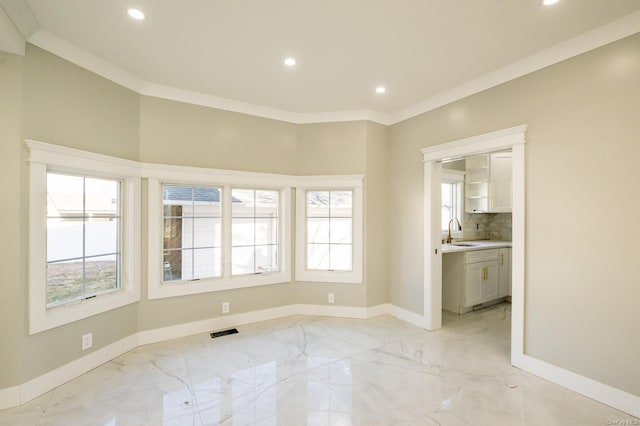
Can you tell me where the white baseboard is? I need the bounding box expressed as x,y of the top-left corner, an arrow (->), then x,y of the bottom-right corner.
513,354 -> 640,419
0,386 -> 20,411
386,304 -> 428,328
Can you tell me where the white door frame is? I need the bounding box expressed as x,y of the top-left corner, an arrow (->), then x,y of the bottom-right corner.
421,124 -> 527,364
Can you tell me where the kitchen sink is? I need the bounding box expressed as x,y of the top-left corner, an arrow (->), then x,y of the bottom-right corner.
450,243 -> 476,247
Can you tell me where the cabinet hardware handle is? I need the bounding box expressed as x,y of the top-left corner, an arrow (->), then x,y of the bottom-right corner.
501,254 -> 504,265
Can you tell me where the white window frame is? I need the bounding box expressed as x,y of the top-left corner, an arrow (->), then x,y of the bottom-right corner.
145,164 -> 292,300
441,169 -> 465,240
27,140 -> 141,335
295,176 -> 364,284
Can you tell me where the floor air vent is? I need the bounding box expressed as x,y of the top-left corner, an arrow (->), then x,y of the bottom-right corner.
210,328 -> 239,339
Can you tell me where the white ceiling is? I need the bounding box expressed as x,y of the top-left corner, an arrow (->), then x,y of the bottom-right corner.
3,0 -> 640,124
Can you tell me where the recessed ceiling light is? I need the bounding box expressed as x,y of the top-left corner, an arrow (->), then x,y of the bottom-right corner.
127,8 -> 145,20
543,0 -> 559,5
375,86 -> 386,94
284,58 -> 296,67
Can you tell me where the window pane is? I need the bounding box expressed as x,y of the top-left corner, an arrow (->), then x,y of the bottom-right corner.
47,259 -> 83,306
330,191 -> 352,217
307,244 -> 329,270
255,190 -> 278,217
193,248 -> 221,279
330,218 -> 352,244
232,189 -> 255,217
179,218 -> 194,249
307,218 -> 330,243
330,245 -> 352,271
163,185 -> 192,217
192,218 -> 221,248
47,218 -> 83,261
47,173 -> 83,218
85,254 -> 119,297
256,245 -> 278,273
307,191 -> 329,217
85,218 -> 118,257
192,187 -> 221,217
163,217 -> 185,249
163,250 -> 184,281
85,177 -> 119,216
232,218 -> 255,246
232,246 -> 255,275
255,218 -> 277,245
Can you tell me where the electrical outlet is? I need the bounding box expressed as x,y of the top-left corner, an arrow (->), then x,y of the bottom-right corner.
328,293 -> 335,304
222,302 -> 230,314
81,333 -> 92,351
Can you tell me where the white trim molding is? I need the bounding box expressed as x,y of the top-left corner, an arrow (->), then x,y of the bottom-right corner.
147,177 -> 293,300
11,11 -> 640,125
26,141 -> 141,335
295,178 -> 365,284
513,354 -> 640,419
421,125 -> 528,162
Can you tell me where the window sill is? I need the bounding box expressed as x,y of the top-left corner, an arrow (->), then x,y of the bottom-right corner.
31,289 -> 139,335
148,271 -> 292,300
295,269 -> 362,284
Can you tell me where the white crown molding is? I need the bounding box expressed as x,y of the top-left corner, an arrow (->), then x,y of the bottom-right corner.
390,11 -> 640,125
11,10 -> 640,125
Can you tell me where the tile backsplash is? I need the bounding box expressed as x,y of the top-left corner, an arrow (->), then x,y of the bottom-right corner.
461,212 -> 511,241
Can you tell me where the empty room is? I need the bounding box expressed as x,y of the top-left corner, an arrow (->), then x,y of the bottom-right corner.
1,1 -> 639,424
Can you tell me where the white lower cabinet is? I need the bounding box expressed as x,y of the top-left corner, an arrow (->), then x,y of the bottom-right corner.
443,247 -> 511,314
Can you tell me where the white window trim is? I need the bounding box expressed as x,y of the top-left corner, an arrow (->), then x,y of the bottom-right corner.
145,165 -> 293,300
295,176 -> 364,284
27,140 -> 141,335
441,169 -> 465,240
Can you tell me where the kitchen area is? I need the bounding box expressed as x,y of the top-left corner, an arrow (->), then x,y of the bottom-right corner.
441,151 -> 513,315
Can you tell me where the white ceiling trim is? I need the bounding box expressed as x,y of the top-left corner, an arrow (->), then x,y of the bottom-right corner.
15,11 -> 640,126
390,10 -> 640,125
141,82 -> 391,125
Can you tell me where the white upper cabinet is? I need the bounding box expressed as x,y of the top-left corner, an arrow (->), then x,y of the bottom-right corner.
465,152 -> 512,213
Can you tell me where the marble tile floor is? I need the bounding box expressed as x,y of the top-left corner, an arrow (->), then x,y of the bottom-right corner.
1,303 -> 636,426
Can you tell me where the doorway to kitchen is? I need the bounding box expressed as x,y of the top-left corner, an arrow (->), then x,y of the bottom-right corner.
421,125 -> 526,366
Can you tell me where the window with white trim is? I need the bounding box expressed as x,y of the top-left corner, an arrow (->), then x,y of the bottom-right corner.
441,169 -> 464,237
146,170 -> 291,299
295,177 -> 363,284
27,140 -> 141,335
305,190 -> 353,271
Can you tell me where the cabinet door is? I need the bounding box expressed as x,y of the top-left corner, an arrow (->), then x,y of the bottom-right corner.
490,153 -> 512,212
465,260 -> 499,307
498,248 -> 511,297
464,263 -> 484,307
482,261 -> 499,301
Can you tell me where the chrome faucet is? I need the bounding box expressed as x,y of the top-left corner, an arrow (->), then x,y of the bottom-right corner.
446,218 -> 462,244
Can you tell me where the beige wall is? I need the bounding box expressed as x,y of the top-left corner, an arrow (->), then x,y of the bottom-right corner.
139,96 -> 298,173
389,34 -> 640,395
0,51 -> 25,388
364,122 -> 389,306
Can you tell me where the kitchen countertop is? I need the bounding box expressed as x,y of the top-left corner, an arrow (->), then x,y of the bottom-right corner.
442,240 -> 512,253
